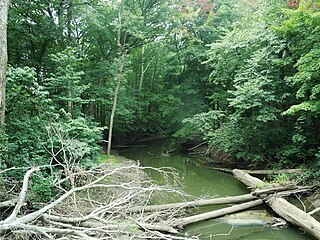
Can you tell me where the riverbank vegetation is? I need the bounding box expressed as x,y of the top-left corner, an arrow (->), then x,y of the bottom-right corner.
1,0 -> 319,181
175,0 -> 320,181
0,0 -> 319,238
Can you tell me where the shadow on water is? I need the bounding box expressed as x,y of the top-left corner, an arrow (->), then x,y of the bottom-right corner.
121,138 -> 316,240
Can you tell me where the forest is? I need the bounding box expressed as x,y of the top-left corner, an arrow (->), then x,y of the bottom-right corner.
0,0 -> 320,239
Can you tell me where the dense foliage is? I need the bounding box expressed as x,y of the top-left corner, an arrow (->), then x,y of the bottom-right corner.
1,0 -> 319,188
181,0 -> 320,178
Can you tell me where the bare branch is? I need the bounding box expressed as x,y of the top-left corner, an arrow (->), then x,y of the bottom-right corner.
308,207 -> 320,216
0,199 -> 17,208
5,167 -> 40,222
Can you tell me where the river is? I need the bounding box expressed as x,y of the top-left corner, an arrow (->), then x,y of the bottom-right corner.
121,138 -> 315,240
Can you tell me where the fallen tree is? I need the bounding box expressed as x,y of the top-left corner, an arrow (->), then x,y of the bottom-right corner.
129,193 -> 257,213
0,164 -> 268,240
0,165 -> 262,239
0,164 -> 195,240
1,158 -> 318,240
171,199 -> 264,228
213,167 -> 303,175
233,169 -> 320,240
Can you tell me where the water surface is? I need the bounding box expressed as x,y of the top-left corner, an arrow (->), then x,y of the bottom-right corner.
122,139 -> 315,240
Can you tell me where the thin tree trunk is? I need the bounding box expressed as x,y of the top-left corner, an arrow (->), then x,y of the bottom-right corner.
67,78 -> 72,114
66,0 -> 73,45
135,43 -> 145,124
138,44 -> 145,94
106,0 -> 125,160
0,0 -> 9,168
0,0 -> 8,128
138,45 -> 155,113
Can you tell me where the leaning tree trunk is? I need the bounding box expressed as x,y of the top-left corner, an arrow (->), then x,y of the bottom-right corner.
106,0 -> 125,160
0,0 -> 9,169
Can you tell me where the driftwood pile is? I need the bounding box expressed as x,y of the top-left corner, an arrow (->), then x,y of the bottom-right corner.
0,167 -> 320,240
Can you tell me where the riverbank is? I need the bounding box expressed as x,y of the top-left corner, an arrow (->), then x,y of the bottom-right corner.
1,153 -> 198,240
182,139 -> 319,186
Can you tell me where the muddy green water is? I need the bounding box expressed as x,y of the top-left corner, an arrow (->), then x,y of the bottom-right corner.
121,139 -> 315,240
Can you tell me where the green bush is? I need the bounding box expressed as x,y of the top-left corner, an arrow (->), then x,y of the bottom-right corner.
28,173 -> 54,205
5,66 -> 103,202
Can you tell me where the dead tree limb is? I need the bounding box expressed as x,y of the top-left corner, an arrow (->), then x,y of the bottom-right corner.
308,207 -> 320,216
212,168 -> 303,175
138,222 -> 179,234
0,199 -> 17,208
246,169 -> 304,175
252,184 -> 297,196
129,193 -> 257,213
5,167 -> 40,222
171,199 -> 264,228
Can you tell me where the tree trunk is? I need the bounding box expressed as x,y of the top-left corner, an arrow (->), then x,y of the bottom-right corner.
172,199 -> 263,228
233,169 -> 263,189
129,193 -> 257,212
269,197 -> 320,239
67,78 -> 72,114
0,0 -> 8,128
233,169 -> 320,240
0,0 -> 9,169
106,0 -> 125,160
66,0 -> 73,45
138,44 -> 145,94
212,167 -> 303,175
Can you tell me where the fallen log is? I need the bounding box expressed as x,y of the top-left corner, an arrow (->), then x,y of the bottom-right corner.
252,184 -> 297,196
135,135 -> 167,143
246,169 -> 303,175
138,222 -> 179,234
212,167 -> 303,175
233,169 -> 320,240
188,141 -> 207,151
233,169 -> 263,189
129,193 -> 257,212
268,198 -> 320,239
42,215 -> 179,235
171,199 -> 263,228
42,193 -> 259,234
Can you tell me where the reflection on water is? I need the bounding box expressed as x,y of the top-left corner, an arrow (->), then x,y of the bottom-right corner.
122,139 -> 315,240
